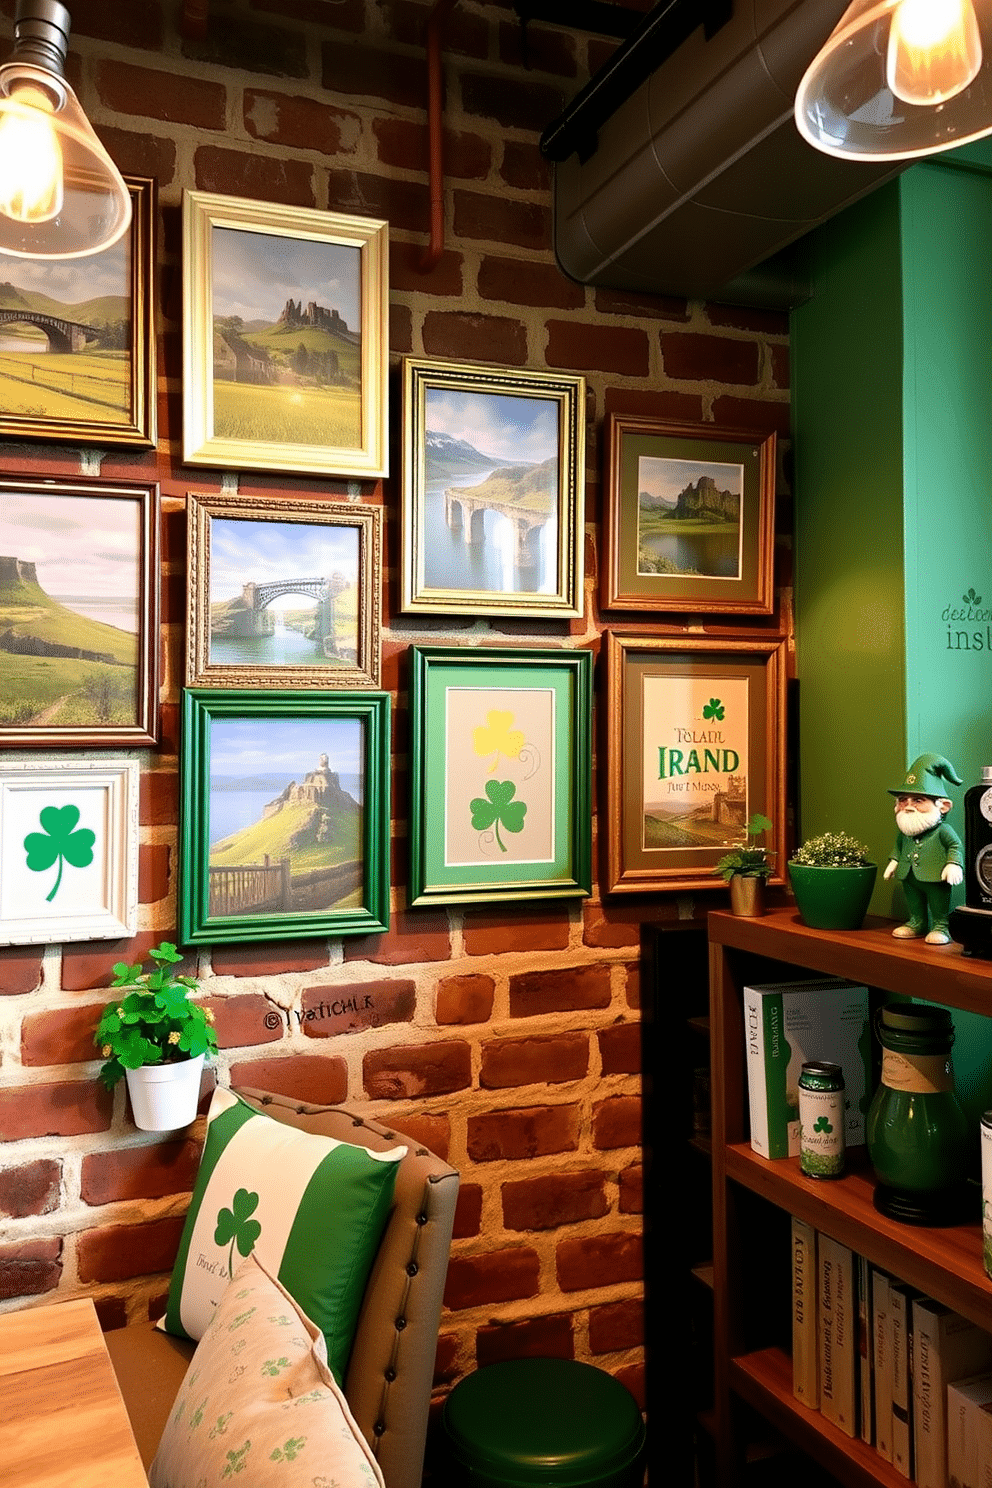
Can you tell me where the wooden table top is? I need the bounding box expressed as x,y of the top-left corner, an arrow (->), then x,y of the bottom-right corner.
0,1297 -> 147,1488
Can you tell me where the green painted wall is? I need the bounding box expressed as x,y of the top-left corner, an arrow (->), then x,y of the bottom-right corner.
791,158 -> 992,1127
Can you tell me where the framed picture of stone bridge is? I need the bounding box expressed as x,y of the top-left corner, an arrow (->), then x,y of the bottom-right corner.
182,191 -> 389,480
400,357 -> 586,618
186,492 -> 381,690
604,632 -> 787,894
601,415 -> 776,617
179,689 -> 391,945
0,177 -> 156,448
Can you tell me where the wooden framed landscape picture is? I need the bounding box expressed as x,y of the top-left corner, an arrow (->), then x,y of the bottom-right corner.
604,632 -> 786,894
186,493 -> 381,689
409,646 -> 593,905
0,177 -> 156,447
0,756 -> 139,945
602,416 -> 776,616
0,477 -> 160,747
180,690 -> 390,945
401,358 -> 585,617
182,191 -> 388,479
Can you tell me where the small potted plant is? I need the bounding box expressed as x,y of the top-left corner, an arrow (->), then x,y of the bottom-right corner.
713,813 -> 775,917
788,830 -> 878,930
94,941 -> 218,1131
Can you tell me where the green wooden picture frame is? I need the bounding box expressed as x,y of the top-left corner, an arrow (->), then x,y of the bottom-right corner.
180,689 -> 390,945
409,646 -> 593,906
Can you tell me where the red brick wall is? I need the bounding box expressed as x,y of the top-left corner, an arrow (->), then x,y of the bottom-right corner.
0,0 -> 791,1408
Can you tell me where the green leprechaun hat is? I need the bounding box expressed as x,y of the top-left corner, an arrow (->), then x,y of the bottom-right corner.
888,753 -> 963,798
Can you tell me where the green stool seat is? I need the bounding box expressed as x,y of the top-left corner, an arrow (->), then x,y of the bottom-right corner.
441,1357 -> 646,1488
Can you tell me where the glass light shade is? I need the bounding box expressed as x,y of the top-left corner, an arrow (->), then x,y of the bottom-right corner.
795,0 -> 992,160
0,60 -> 130,258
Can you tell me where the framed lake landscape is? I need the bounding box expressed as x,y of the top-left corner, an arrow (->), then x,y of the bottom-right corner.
0,756 -> 139,945
604,633 -> 786,894
601,416 -> 776,616
0,177 -> 156,448
186,493 -> 381,689
401,358 -> 585,617
0,477 -> 160,748
409,646 -> 593,905
182,191 -> 389,479
180,690 -> 390,945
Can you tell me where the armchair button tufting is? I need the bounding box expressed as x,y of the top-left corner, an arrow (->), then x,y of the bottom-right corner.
374,1420 -> 386,1436
395,1316 -> 407,1331
416,1212 -> 428,1225
406,1262 -> 419,1277
385,1367 -> 397,1382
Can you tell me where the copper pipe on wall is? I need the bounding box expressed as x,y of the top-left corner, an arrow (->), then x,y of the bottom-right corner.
419,0 -> 459,272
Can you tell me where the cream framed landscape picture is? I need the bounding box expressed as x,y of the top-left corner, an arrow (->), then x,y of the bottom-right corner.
182,191 -> 388,479
401,358 -> 585,617
0,477 -> 160,748
180,689 -> 390,945
0,177 -> 156,448
186,493 -> 381,689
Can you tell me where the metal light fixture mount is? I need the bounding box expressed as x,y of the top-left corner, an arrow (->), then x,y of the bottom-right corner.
0,0 -> 131,258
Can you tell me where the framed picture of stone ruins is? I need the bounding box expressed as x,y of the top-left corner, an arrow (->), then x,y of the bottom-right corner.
182,191 -> 389,479
186,492 -> 382,690
400,357 -> 585,618
604,633 -> 787,894
601,415 -> 776,616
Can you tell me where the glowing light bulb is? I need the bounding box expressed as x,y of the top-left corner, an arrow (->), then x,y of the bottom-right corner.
887,0 -> 983,105
0,81 -> 62,224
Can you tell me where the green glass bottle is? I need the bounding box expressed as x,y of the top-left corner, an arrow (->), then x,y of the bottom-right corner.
866,1002 -> 971,1224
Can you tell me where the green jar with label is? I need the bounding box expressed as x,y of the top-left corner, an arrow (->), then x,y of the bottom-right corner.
866,1002 -> 970,1225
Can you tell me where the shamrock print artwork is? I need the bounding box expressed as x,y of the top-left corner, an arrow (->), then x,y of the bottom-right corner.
23,804 -> 95,902
215,1189 -> 262,1277
470,779 -> 527,852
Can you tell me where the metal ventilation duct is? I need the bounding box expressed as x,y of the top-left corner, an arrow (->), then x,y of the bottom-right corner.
546,0 -> 910,308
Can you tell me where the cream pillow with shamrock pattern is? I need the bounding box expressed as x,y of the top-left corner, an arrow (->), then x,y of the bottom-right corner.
150,1250 -> 384,1488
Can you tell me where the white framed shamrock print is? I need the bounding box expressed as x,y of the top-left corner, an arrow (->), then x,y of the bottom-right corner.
0,756 -> 139,944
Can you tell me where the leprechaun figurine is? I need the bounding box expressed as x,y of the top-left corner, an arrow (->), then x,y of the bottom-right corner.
883,753 -> 965,945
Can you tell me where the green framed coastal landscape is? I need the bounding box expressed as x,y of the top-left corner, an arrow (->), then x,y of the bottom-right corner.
401,358 -> 585,618
182,191 -> 389,479
180,689 -> 390,945
409,646 -> 593,906
0,177 -> 156,448
602,415 -> 776,616
0,477 -> 160,748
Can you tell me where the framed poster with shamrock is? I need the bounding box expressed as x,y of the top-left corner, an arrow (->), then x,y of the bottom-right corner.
0,757 -> 139,944
603,632 -> 787,894
408,646 -> 592,906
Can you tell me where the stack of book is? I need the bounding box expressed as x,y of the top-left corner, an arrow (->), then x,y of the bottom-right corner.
791,1218 -> 992,1486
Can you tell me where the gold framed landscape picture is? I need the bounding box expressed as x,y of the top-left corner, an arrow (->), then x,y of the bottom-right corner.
602,416 -> 776,616
0,176 -> 156,448
182,191 -> 389,479
401,357 -> 585,618
186,493 -> 382,689
0,477 -> 160,748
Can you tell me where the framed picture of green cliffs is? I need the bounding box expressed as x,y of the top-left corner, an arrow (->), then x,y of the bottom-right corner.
0,476 -> 160,748
602,415 -> 776,617
180,689 -> 390,945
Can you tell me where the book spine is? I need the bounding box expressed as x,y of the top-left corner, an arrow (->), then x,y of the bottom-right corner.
792,1216 -> 819,1408
819,1234 -> 857,1437
858,1252 -> 873,1445
913,1300 -> 946,1488
744,986 -> 779,1157
873,1268 -> 894,1463
947,1378 -> 987,1488
890,1282 -> 915,1478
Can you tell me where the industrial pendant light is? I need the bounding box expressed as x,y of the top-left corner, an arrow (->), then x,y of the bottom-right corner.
795,0 -> 992,161
0,0 -> 130,258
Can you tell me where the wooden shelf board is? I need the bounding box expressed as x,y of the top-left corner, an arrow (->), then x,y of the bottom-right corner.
690,1133 -> 713,1159
730,1347 -> 908,1488
692,1262 -> 715,1290
688,1015 -> 711,1037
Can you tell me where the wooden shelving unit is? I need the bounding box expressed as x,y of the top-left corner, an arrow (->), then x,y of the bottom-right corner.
709,907 -> 992,1487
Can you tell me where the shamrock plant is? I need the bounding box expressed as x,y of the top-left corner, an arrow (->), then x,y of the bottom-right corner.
94,941 -> 218,1091
470,779 -> 527,852
713,813 -> 775,882
24,804 -> 95,903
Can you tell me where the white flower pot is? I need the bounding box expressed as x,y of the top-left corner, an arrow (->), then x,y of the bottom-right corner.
125,1054 -> 205,1131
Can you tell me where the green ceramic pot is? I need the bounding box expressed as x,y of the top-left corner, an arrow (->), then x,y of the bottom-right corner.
787,862 -> 877,930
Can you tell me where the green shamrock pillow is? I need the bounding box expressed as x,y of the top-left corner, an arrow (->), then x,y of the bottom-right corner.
162,1088 -> 405,1383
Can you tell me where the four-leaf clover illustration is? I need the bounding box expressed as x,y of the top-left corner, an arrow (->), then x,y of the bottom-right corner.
470,779 -> 527,852
702,698 -> 725,721
473,710 -> 525,773
215,1189 -> 262,1277
23,805 -> 96,902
